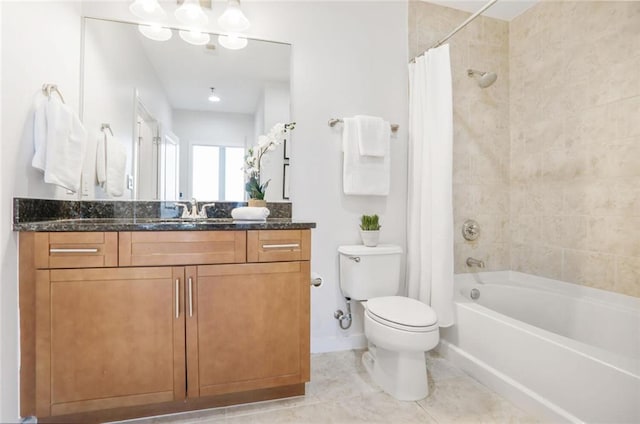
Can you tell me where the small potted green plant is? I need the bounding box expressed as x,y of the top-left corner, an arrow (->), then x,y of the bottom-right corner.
360,214 -> 381,247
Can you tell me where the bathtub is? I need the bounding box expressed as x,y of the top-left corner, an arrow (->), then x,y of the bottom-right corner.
439,271 -> 640,423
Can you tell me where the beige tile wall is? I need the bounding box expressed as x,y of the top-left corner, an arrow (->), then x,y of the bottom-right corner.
509,1 -> 640,297
409,1 -> 511,273
409,1 -> 639,298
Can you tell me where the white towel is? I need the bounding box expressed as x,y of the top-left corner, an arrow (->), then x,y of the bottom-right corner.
355,115 -> 390,157
231,207 -> 270,221
96,131 -> 127,197
32,92 -> 48,172
342,117 -> 390,196
42,96 -> 88,192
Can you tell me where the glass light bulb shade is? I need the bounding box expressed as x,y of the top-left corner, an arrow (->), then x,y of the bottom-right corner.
138,24 -> 173,42
218,0 -> 250,32
208,93 -> 221,102
179,30 -> 211,46
129,0 -> 166,20
218,34 -> 248,50
175,0 -> 209,26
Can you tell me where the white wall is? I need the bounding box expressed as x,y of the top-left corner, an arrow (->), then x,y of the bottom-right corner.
0,1 -> 408,420
82,17 -> 173,200
173,109 -> 254,200
1,2 -> 83,422
0,2 -> 5,421
239,2 -> 410,352
257,82 -> 290,202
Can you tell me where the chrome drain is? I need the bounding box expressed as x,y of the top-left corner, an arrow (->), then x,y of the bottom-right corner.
470,288 -> 480,300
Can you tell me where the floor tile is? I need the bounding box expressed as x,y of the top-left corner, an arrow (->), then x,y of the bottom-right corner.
417,376 -> 538,424
111,349 -> 539,424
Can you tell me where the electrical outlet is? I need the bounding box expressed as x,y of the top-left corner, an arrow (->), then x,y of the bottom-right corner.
127,174 -> 134,190
81,172 -> 90,197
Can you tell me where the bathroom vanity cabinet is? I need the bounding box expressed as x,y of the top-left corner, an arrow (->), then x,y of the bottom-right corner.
18,228 -> 311,423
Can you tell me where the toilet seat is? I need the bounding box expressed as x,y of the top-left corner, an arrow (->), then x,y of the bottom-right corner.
366,296 -> 438,333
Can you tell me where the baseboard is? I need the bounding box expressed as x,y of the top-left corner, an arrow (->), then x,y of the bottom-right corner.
437,341 -> 579,424
311,333 -> 367,354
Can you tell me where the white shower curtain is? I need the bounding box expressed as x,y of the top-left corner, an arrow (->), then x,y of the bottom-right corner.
407,45 -> 454,327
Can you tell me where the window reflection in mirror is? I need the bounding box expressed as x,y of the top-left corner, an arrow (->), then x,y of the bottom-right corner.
190,145 -> 245,201
81,17 -> 291,202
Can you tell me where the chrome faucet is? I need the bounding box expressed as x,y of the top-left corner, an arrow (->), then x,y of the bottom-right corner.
174,203 -> 189,218
174,199 -> 216,219
199,203 -> 216,218
189,198 -> 200,218
466,257 -> 485,268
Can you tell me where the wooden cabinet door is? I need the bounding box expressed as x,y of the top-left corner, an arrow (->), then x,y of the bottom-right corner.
35,267 -> 186,417
186,262 -> 310,398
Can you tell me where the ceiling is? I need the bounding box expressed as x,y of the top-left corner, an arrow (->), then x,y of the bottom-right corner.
137,28 -> 290,114
424,0 -> 538,21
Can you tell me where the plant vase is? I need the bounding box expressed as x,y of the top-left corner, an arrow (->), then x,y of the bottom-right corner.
248,199 -> 267,208
360,230 -> 380,247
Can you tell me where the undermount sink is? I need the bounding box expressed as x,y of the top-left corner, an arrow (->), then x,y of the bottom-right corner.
51,218 -> 234,224
136,218 -> 233,224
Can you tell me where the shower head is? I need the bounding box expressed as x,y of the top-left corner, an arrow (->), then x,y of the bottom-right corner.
467,69 -> 497,88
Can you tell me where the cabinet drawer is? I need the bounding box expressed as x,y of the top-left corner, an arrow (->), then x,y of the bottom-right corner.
119,231 -> 246,266
34,232 -> 118,269
247,230 -> 310,263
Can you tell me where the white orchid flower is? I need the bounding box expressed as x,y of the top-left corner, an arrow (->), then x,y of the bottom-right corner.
243,122 -> 295,198
258,135 -> 270,148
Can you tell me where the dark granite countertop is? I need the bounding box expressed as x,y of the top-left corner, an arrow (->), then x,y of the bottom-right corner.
14,218 -> 316,232
13,198 -> 315,232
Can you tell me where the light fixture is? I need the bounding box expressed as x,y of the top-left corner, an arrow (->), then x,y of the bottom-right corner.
175,0 -> 208,26
138,24 -> 173,41
129,0 -> 166,20
179,30 -> 211,46
218,33 -> 248,50
218,0 -> 250,32
208,87 -> 220,103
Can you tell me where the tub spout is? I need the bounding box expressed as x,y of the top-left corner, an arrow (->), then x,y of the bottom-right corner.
466,257 -> 485,268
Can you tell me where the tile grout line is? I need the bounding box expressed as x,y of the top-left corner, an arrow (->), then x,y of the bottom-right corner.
415,399 -> 441,424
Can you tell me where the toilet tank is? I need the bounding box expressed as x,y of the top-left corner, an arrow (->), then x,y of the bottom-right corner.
338,245 -> 403,301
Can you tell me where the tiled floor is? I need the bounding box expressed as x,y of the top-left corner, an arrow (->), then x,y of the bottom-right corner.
118,350 -> 538,424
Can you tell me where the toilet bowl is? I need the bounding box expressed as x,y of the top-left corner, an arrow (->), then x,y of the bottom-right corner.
362,296 -> 439,400
338,245 -> 440,401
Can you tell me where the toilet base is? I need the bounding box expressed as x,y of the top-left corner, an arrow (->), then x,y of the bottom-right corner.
362,345 -> 428,401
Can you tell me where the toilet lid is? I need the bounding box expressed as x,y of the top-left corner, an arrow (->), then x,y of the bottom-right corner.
366,296 -> 438,330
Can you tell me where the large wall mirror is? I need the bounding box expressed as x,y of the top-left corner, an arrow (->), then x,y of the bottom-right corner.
81,17 -> 291,201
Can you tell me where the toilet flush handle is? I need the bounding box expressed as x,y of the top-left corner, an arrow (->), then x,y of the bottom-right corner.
348,256 -> 361,263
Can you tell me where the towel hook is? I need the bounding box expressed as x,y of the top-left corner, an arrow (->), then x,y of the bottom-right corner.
101,123 -> 114,136
41,83 -> 66,104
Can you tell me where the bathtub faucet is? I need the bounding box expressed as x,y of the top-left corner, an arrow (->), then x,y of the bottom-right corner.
466,257 -> 485,268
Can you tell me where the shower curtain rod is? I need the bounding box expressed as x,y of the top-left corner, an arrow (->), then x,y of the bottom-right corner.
410,0 -> 498,63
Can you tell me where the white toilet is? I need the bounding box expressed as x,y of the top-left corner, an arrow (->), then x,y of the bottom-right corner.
338,244 -> 439,401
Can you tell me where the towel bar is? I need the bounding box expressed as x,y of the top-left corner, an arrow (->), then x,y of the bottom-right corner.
328,118 -> 399,133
